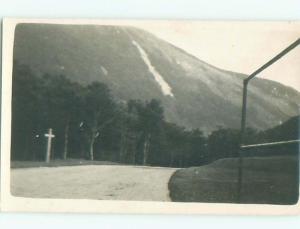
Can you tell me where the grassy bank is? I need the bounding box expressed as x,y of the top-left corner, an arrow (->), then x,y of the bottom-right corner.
168,156 -> 299,205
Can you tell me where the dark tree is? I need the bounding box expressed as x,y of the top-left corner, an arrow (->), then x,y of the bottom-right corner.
11,63 -> 211,167
208,128 -> 240,160
82,82 -> 116,160
11,61 -> 44,160
40,74 -> 84,159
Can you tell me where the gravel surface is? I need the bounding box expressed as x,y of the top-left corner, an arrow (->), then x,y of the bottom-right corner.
11,165 -> 178,201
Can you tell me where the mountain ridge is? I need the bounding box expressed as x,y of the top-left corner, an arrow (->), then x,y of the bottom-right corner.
13,23 -> 300,134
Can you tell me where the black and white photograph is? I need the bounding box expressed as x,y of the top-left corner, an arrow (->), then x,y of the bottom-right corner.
1,19 -> 300,214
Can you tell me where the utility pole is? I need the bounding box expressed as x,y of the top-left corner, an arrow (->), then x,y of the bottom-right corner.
237,38 -> 300,203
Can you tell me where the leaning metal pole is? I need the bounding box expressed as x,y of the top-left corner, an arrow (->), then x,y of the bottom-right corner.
237,80 -> 248,202
237,38 -> 300,203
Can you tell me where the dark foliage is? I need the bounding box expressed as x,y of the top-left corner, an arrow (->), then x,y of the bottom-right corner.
11,62 -> 299,167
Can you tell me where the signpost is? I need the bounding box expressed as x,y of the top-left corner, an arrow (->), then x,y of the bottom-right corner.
45,128 -> 55,163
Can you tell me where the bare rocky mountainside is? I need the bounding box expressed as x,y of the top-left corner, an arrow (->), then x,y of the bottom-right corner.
13,23 -> 300,134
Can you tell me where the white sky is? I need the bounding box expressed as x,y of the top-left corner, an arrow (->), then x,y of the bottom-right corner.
123,21 -> 300,91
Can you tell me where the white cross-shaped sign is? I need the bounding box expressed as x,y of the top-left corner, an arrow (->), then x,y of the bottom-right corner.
45,128 -> 55,163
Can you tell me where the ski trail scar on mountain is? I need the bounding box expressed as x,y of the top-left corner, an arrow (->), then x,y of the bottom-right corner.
132,40 -> 174,97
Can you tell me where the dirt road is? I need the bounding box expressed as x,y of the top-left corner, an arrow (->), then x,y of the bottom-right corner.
11,165 -> 178,201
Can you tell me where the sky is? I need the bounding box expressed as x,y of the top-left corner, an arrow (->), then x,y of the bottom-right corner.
119,21 -> 300,91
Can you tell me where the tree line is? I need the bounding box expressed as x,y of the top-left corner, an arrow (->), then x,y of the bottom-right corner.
11,61 -> 299,167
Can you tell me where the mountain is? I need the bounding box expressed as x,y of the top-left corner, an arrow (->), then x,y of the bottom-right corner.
12,23 -> 300,134
262,115 -> 299,141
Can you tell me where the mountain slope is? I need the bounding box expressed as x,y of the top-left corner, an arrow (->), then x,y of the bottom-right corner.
13,23 -> 300,133
262,115 -> 299,141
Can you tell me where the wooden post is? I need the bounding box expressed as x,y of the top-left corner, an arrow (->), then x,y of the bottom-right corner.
45,128 -> 55,163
